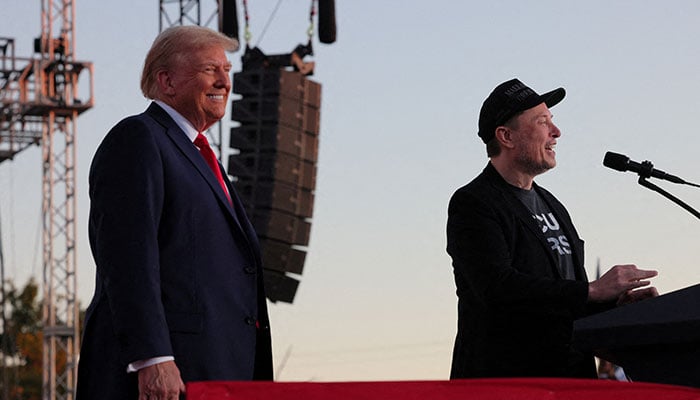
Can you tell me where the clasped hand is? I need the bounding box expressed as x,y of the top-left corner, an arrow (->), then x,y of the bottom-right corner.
588,264 -> 659,304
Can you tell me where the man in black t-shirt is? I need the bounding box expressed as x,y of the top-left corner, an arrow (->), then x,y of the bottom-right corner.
512,186 -> 576,280
447,78 -> 658,379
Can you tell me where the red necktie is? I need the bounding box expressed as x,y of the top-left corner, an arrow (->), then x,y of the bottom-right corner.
194,133 -> 232,204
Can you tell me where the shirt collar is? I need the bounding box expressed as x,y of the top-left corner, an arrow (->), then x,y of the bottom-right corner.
154,100 -> 199,143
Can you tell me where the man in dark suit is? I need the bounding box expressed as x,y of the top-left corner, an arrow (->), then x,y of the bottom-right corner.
446,78 -> 658,379
77,26 -> 272,400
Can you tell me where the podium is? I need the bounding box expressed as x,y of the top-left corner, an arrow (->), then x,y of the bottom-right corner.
573,283 -> 700,387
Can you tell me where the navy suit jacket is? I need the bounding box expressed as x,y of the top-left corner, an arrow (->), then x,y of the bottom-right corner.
77,103 -> 272,399
447,163 -> 611,379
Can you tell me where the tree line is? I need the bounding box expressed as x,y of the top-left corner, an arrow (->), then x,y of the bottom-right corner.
0,278 -> 84,400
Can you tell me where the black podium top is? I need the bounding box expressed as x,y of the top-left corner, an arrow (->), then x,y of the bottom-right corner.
574,283 -> 700,350
574,283 -> 700,387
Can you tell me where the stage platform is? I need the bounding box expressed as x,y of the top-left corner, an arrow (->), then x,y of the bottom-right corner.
187,378 -> 700,400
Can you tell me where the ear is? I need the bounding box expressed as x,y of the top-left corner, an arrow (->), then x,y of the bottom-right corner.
156,69 -> 175,96
494,126 -> 516,149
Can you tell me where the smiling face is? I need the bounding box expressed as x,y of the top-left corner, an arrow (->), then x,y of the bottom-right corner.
508,102 -> 561,177
159,45 -> 232,132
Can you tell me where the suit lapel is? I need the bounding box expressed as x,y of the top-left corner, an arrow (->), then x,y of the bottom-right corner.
484,163 -> 586,281
145,103 -> 251,238
224,175 -> 263,262
484,164 -> 564,277
146,103 -> 264,265
503,186 -> 561,272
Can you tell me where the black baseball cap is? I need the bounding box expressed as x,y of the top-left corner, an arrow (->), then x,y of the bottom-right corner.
477,78 -> 565,143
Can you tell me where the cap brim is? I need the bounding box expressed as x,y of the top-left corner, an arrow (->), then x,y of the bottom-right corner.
543,87 -> 566,108
512,87 -> 566,119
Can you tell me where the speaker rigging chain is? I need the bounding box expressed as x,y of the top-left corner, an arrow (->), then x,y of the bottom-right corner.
307,0 -> 316,42
242,0 -> 252,46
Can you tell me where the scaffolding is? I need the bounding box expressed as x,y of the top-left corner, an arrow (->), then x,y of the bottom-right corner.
0,1 -> 94,398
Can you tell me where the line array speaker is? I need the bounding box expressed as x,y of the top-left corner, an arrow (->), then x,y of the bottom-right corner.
229,67 -> 321,304
220,0 -> 239,40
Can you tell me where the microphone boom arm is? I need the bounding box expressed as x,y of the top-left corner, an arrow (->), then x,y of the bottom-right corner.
637,175 -> 700,220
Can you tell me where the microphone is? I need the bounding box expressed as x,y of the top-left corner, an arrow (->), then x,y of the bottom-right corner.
318,0 -> 337,44
603,151 -> 686,184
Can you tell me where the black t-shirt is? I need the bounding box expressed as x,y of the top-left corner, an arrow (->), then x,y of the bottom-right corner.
512,186 -> 576,280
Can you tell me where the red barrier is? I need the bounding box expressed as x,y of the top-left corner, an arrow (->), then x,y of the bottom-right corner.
187,378 -> 700,400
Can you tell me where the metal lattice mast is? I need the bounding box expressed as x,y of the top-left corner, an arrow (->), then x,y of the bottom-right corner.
37,1 -> 91,399
159,0 -> 225,156
0,1 -> 93,395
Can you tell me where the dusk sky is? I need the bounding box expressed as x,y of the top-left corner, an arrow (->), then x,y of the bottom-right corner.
2,0 -> 700,381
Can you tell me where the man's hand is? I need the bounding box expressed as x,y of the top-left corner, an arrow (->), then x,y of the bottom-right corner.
138,360 -> 186,400
617,286 -> 659,306
588,264 -> 658,303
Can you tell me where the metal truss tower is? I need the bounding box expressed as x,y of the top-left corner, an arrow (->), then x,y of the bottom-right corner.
159,0 -> 228,157
0,1 -> 94,399
159,0 -> 222,32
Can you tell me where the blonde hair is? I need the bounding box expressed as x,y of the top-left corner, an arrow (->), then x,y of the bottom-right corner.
140,25 -> 239,99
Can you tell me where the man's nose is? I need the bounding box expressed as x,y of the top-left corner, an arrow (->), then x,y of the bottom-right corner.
551,123 -> 561,137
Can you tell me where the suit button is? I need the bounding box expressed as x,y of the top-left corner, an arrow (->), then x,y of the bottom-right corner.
244,267 -> 256,274
245,317 -> 256,326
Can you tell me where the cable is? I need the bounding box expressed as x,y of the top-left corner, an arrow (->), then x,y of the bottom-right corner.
0,181 -> 9,400
255,0 -> 284,47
